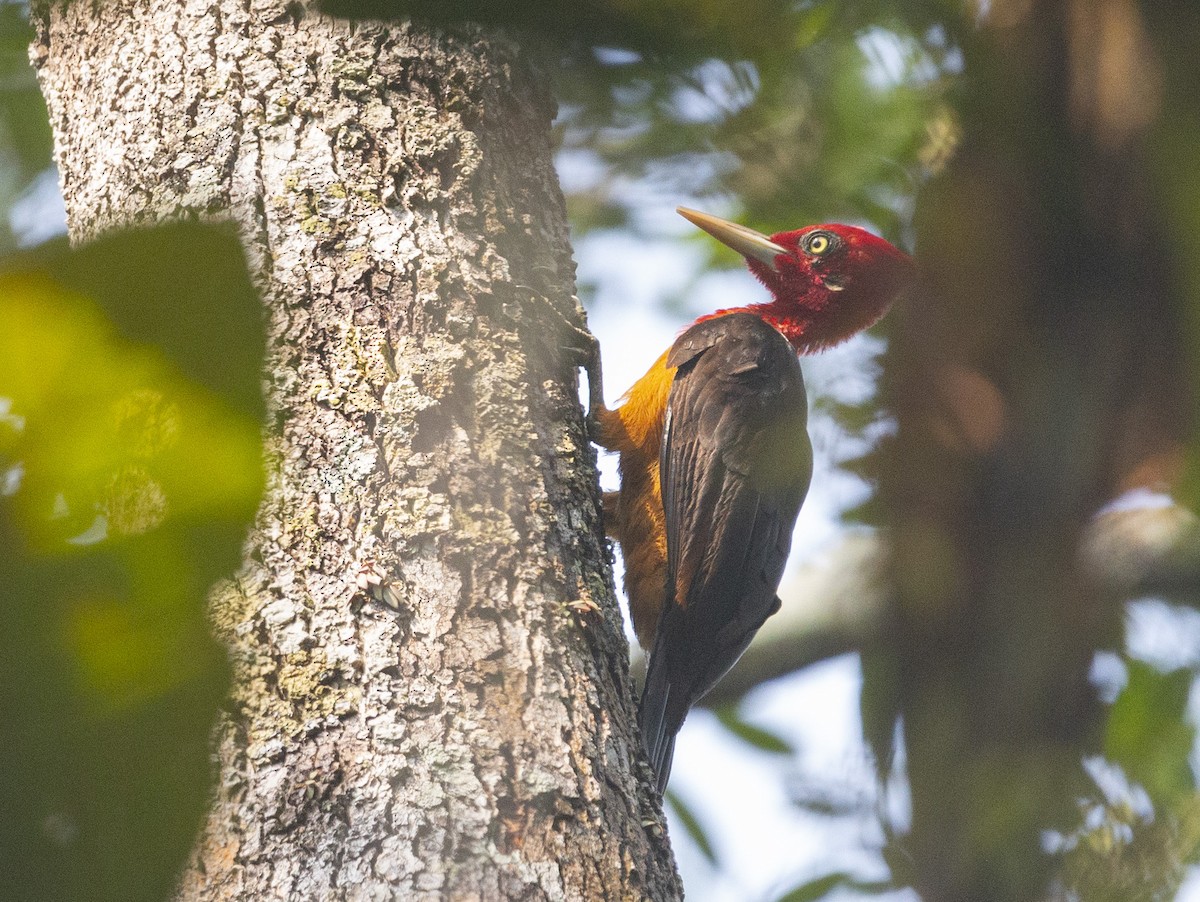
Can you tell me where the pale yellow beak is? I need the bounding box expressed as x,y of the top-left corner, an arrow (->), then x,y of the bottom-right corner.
677,207 -> 788,271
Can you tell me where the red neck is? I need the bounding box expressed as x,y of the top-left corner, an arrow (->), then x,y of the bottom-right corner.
695,302 -> 824,354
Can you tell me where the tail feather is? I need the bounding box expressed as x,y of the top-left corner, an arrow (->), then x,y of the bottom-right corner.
639,658 -> 684,794
651,732 -> 676,795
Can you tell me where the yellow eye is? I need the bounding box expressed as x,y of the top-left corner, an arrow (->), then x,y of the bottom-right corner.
807,233 -> 831,255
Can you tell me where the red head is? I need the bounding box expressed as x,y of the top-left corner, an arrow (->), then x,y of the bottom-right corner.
678,207 -> 914,353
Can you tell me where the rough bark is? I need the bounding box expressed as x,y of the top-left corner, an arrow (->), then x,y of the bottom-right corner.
33,2 -> 680,898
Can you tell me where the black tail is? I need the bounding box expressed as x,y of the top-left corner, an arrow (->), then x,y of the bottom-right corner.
638,649 -> 686,794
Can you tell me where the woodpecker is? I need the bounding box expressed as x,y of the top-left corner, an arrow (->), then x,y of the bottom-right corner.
589,208 -> 914,792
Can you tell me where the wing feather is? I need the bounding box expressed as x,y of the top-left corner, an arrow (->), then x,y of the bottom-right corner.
639,313 -> 812,792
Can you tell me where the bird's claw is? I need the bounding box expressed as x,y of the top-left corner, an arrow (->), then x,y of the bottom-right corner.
509,284 -> 607,443
558,341 -> 592,369
585,410 -> 605,444
557,317 -> 607,443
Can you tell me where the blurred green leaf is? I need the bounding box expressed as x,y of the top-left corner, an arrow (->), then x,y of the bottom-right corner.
318,0 -> 801,61
18,223 -> 266,420
858,643 -> 899,777
1105,660 -> 1196,808
665,788 -> 719,867
716,706 -> 794,754
0,1 -> 56,251
1141,2 -> 1200,515
0,222 -> 263,902
319,1 -> 948,248
1057,770 -> 1200,902
789,774 -> 871,820
776,870 -> 895,902
0,3 -> 51,171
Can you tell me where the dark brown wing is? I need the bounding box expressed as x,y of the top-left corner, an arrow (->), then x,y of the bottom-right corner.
639,313 -> 812,792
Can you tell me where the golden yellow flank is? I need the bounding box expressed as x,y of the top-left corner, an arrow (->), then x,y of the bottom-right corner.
594,350 -> 676,649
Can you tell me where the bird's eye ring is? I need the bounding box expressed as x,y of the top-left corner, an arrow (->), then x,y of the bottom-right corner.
804,231 -> 836,256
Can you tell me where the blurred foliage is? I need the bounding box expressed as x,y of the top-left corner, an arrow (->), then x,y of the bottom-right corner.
319,0 -> 954,247
320,0 -> 800,61
665,788 -> 719,868
1141,0 -> 1200,513
0,0 -> 54,251
1058,792 -> 1200,902
1106,661 -> 1195,807
776,870 -> 894,902
1054,657 -> 1200,902
0,223 -> 264,901
714,704 -> 795,755
557,24 -> 952,245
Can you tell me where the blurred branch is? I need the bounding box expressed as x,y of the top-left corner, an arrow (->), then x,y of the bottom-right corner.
1083,504 -> 1200,605
643,503 -> 1200,711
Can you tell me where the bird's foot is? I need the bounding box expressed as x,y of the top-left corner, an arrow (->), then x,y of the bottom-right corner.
501,283 -> 610,443
557,313 -> 609,443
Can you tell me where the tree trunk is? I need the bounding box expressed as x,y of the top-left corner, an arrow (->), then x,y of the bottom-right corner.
32,1 -> 680,898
